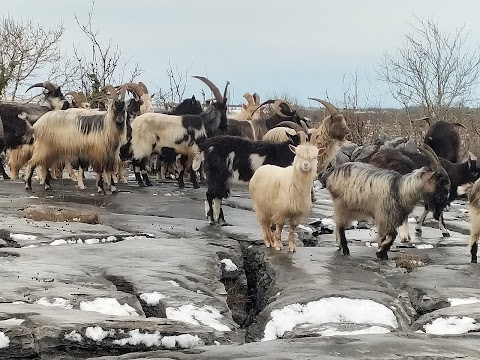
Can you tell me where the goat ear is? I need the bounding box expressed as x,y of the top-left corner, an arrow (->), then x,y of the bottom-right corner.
285,132 -> 296,144
150,93 -> 155,99
289,144 -> 296,154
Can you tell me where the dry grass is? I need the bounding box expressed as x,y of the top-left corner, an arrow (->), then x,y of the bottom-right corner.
20,205 -> 100,224
394,252 -> 428,272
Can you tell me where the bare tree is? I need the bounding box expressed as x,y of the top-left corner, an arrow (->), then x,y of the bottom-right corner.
379,16 -> 480,121
0,15 -> 64,100
73,1 -> 144,103
154,62 -> 190,110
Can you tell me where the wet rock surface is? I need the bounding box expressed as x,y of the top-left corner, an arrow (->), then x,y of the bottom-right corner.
0,174 -> 478,359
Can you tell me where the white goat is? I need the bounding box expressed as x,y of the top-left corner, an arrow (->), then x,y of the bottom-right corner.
249,134 -> 320,252
458,180 -> 480,263
262,127 -> 297,142
23,87 -> 127,194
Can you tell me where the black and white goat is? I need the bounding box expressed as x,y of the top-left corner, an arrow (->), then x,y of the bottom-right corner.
192,132 -> 305,225
0,81 -> 70,179
327,145 -> 446,260
130,76 -> 228,187
23,85 -> 127,194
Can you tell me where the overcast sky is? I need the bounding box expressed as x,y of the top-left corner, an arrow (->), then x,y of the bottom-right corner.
3,0 -> 480,108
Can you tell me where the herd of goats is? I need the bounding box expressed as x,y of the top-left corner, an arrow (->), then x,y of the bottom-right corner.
1,77 -> 480,263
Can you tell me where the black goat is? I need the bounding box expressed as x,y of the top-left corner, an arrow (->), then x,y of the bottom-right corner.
192,133 -> 304,225
422,119 -> 464,163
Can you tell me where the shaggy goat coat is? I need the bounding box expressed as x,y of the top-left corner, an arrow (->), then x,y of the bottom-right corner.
458,180 -> 480,263
249,143 -> 319,252
262,127 -> 297,142
326,162 -> 437,259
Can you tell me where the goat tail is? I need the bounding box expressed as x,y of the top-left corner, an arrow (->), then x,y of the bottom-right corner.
192,151 -> 204,172
22,128 -> 35,145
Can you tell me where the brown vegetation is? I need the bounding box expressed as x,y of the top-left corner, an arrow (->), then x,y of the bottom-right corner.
20,205 -> 100,224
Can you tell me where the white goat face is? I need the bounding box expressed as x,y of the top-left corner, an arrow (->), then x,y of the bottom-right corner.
289,144 -> 319,173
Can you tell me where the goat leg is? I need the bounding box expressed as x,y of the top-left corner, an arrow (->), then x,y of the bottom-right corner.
205,196 -> 215,226
438,213 -> 450,237
337,225 -> 350,255
398,220 -> 411,243
288,220 -> 299,252
415,208 -> 429,235
260,220 -> 274,248
0,161 -> 10,180
273,222 -> 284,251
76,167 -> 85,190
96,173 -> 105,195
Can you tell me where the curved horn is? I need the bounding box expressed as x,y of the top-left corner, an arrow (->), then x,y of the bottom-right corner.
419,144 -> 442,171
138,81 -> 149,94
118,84 -> 127,101
410,116 -> 431,127
223,81 -> 230,102
452,122 -> 467,129
298,131 -> 307,145
26,81 -> 57,93
250,99 -> 276,117
308,98 -> 339,114
123,82 -> 145,98
275,100 -> 294,117
102,85 -> 118,99
243,92 -> 254,105
192,76 -> 223,103
65,91 -> 84,106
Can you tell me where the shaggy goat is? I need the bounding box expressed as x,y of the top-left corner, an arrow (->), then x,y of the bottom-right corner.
193,132 -> 308,225
262,127 -> 297,142
458,180 -> 480,263
249,134 -> 320,252
0,81 -> 70,179
326,145 -> 445,260
229,92 -> 266,120
23,86 -> 127,193
368,147 -> 452,242
130,76 -> 228,187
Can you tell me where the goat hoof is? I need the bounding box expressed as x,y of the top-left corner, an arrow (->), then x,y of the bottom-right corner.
3,175 -> 10,180
342,247 -> 350,256
219,220 -> 231,227
25,186 -> 31,191
137,182 -> 146,187
376,251 -> 389,260
208,220 -> 216,226
415,229 -> 422,235
145,181 -> 153,187
472,258 -> 477,263
110,186 -> 118,193
442,232 -> 451,238
193,183 -> 200,189
75,185 -> 85,190
178,183 -> 185,189
400,237 -> 411,243
44,184 -> 51,191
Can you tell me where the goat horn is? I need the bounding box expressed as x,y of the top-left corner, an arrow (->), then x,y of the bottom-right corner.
223,81 -> 230,102
118,84 -> 127,101
243,92 -> 254,105
138,81 -> 149,94
26,81 -> 57,93
275,100 -> 295,117
123,82 -> 145,98
193,76 -> 223,103
253,92 -> 260,105
250,99 -> 276,117
419,144 -> 442,171
65,91 -> 84,106
308,98 -> 339,114
298,131 -> 307,145
410,116 -> 431,127
101,85 -> 118,99
452,122 -> 466,129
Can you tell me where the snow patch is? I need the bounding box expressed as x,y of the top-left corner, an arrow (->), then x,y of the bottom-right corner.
50,239 -> 68,246
317,325 -> 391,336
85,326 -> 115,342
140,292 -> 166,306
414,244 -> 434,249
166,304 -> 230,332
0,318 -> 24,325
35,297 -> 72,309
220,259 -> 238,272
321,218 -> 335,228
408,217 -> 416,223
113,329 -> 161,347
0,332 -> 9,348
448,297 -> 480,307
262,297 -> 398,341
167,280 -> 180,287
64,330 -> 83,342
161,334 -> 202,349
10,233 -> 36,241
424,316 -> 480,335
80,298 -> 139,316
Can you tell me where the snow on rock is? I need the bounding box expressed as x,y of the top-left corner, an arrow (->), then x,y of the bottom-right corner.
80,298 -> 139,317
113,329 -> 161,347
414,244 -> 434,249
10,233 -> 36,241
167,280 -> 180,287
317,325 -> 391,337
262,297 -> 398,341
166,304 -> 230,332
35,297 -> 73,309
321,218 -> 335,228
408,217 -> 416,223
140,292 -> 167,306
0,318 -> 24,325
0,332 -> 9,348
64,330 -> 83,342
220,259 -> 238,272
85,326 -> 115,342
50,240 -> 68,246
448,297 -> 480,307
424,316 -> 480,335
161,334 -> 202,349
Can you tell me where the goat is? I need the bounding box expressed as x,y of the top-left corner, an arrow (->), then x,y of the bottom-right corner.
262,127 -> 297,142
229,92 -> 266,120
23,85 -> 127,194
326,144 -> 445,260
192,132 -> 308,226
367,147 -> 451,242
130,76 -> 228,187
225,99 -> 309,140
249,133 -> 320,252
412,118 -> 464,163
0,81 -> 70,179
458,180 -> 480,263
